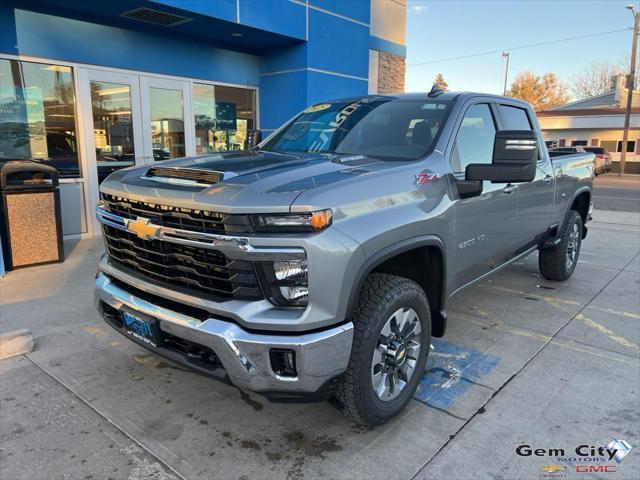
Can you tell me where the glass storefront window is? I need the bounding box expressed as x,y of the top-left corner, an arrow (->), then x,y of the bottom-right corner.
150,87 -> 184,160
193,83 -> 255,154
0,59 -> 80,177
90,81 -> 136,183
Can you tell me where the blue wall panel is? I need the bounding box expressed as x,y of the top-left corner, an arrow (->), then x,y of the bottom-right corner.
259,70 -> 308,130
307,8 -> 368,78
152,0 -> 238,23
8,9 -> 260,86
305,70 -> 367,105
239,0 -> 306,40
310,0 -> 370,24
260,44 -> 307,74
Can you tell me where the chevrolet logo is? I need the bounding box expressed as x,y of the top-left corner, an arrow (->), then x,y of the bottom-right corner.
540,465 -> 565,473
126,217 -> 160,240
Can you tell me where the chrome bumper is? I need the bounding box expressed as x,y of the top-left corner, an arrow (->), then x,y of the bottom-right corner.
94,273 -> 353,397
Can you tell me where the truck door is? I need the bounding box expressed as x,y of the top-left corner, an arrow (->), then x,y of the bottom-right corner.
449,103 -> 521,289
497,104 -> 555,247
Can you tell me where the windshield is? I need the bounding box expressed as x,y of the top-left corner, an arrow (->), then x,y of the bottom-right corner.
261,97 -> 453,160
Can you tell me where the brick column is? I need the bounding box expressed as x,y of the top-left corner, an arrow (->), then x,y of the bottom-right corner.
377,51 -> 405,94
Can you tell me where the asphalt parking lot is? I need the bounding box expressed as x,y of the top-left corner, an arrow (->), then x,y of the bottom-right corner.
1,183 -> 639,479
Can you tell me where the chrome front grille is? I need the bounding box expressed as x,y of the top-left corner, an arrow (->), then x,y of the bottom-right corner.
101,193 -> 230,235
103,224 -> 263,300
99,192 -> 265,302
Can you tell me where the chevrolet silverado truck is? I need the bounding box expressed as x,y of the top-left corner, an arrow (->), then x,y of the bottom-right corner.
95,92 -> 594,426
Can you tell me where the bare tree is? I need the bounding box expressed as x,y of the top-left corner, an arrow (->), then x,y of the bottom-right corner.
433,74 -> 449,91
507,71 -> 570,111
570,62 -> 623,99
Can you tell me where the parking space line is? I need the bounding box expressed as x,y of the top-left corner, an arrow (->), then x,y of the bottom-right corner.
550,339 -> 638,366
585,305 -> 640,319
575,313 -> 640,352
455,312 -> 552,342
481,285 -> 581,312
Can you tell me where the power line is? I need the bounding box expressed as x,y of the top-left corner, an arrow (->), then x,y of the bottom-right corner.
407,28 -> 632,67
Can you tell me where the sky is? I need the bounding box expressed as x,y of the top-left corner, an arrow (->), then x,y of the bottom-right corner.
405,0 -> 635,97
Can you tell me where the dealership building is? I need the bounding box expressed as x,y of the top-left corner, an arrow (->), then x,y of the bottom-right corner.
0,0 -> 407,239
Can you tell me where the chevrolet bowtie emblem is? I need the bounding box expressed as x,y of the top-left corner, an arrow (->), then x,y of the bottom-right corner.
540,465 -> 565,473
126,217 -> 159,240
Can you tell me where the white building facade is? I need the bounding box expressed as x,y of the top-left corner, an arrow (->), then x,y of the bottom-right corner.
537,75 -> 640,174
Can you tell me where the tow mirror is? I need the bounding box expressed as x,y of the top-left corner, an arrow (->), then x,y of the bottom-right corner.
466,130 -> 538,183
247,130 -> 263,150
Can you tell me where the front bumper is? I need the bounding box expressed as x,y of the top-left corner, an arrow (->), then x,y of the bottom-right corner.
95,273 -> 354,401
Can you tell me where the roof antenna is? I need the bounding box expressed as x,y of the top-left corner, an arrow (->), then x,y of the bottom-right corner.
428,83 -> 444,98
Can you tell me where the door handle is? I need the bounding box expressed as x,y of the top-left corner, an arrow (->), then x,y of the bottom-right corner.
543,174 -> 553,184
502,184 -> 518,194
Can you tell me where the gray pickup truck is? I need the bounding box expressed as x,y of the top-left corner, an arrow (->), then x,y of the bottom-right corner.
95,92 -> 594,426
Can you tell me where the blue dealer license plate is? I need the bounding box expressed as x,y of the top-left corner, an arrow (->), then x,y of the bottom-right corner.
121,309 -> 160,347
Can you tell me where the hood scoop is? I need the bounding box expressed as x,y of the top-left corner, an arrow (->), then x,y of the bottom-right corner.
142,167 -> 223,187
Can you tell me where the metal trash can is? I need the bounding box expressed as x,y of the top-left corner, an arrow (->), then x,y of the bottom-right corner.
0,160 -> 64,270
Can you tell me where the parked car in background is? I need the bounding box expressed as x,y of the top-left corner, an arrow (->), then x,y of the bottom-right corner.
584,147 -> 612,175
548,146 -> 587,154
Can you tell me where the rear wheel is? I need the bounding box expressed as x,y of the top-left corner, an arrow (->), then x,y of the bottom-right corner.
539,210 -> 583,281
334,273 -> 431,426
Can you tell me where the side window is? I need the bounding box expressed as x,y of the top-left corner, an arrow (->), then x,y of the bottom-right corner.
499,105 -> 532,130
499,104 -> 545,162
450,104 -> 496,174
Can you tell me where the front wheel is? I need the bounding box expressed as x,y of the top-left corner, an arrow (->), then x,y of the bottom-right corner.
334,274 -> 431,427
539,210 -> 583,281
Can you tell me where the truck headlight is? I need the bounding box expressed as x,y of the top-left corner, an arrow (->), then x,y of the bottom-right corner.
251,210 -> 332,233
256,259 -> 308,307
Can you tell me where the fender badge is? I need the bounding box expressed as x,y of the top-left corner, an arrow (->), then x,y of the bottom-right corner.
416,172 -> 440,186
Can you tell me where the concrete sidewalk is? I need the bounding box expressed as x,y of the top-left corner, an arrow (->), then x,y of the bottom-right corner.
1,210 -> 638,480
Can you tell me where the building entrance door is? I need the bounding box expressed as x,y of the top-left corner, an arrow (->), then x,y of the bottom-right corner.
78,69 -> 144,234
79,71 -> 195,235
140,77 -> 194,162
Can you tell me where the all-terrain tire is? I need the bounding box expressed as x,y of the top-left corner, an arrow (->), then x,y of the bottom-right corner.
333,273 -> 431,427
539,210 -> 583,281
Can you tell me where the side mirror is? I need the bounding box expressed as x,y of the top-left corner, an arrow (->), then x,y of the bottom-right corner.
246,130 -> 263,150
466,130 -> 538,183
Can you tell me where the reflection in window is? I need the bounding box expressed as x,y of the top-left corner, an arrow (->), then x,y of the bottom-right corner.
0,59 -> 80,177
193,83 -> 255,154
90,81 -> 136,183
150,87 -> 184,160
451,104 -> 496,174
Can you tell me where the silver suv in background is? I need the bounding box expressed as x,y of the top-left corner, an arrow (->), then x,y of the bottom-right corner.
584,147 -> 613,175
95,92 -> 594,426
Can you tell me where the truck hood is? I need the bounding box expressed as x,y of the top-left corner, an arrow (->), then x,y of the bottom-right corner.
100,150 -> 405,213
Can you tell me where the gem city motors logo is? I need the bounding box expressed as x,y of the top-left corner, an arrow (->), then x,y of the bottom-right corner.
517,439 -> 633,477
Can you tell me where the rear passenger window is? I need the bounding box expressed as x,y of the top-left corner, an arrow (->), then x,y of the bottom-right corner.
450,104 -> 496,174
499,105 -> 532,130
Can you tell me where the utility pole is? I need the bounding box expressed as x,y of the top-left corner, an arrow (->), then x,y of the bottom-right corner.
620,4 -> 639,176
502,51 -> 510,96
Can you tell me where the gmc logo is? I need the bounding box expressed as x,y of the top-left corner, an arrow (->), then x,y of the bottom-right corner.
576,465 -> 617,473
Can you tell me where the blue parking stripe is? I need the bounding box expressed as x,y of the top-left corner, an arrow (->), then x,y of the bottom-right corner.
413,339 -> 500,410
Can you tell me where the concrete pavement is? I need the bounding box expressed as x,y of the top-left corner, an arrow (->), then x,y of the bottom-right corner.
0,209 -> 638,480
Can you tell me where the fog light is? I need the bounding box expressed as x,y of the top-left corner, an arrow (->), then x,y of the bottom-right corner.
270,349 -> 297,377
278,285 -> 308,303
274,260 -> 307,281
255,260 -> 309,307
